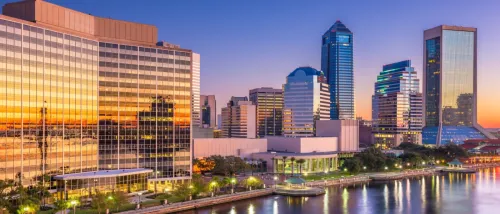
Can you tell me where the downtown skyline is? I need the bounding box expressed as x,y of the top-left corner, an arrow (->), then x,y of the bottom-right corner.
15,0 -> 500,128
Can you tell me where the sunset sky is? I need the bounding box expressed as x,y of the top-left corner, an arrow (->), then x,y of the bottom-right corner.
13,0 -> 500,128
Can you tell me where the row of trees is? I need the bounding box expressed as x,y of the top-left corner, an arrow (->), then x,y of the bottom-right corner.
341,143 -> 469,174
0,175 -> 51,214
271,156 -> 307,176
167,174 -> 264,202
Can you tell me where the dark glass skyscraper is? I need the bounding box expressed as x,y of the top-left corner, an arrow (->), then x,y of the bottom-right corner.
321,20 -> 355,120
422,25 -> 495,145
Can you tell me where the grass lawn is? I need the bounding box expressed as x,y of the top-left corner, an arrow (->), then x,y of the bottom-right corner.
302,171 -> 354,181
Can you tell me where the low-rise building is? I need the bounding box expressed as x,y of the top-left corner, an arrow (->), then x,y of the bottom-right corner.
193,138 -> 267,159
316,120 -> 359,152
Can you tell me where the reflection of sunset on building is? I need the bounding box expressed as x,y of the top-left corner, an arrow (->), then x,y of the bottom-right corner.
0,0 -> 193,199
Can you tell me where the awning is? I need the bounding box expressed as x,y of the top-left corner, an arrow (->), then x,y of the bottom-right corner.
53,168 -> 153,180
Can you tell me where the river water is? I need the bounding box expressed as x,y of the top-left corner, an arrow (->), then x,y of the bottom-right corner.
179,167 -> 500,214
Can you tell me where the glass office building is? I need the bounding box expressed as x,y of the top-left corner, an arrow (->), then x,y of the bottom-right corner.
249,87 -> 283,137
422,25 -> 494,145
0,18 -> 99,185
283,67 -> 330,137
0,0 -> 193,197
321,20 -> 355,120
372,60 -> 423,148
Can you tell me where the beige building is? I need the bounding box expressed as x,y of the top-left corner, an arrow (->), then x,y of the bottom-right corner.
316,120 -> 360,152
193,138 -> 267,159
221,98 -> 256,138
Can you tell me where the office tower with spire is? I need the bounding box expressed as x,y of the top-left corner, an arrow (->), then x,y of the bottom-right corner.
321,20 -> 355,120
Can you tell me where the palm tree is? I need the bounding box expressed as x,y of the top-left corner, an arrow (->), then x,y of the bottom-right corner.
281,156 -> 288,176
296,159 -> 306,175
290,157 -> 296,177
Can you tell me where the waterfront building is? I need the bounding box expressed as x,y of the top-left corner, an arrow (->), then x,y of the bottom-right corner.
249,87 -> 283,138
193,138 -> 267,159
422,25 -> 495,145
0,0 -> 192,198
321,20 -> 355,120
372,60 -> 423,148
200,95 -> 216,128
283,67 -> 330,137
192,53 -> 201,127
221,97 -> 256,138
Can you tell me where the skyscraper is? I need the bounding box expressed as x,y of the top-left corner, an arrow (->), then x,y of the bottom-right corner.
321,20 -> 355,120
200,95 -> 216,128
0,0 -> 192,197
249,87 -> 283,137
283,67 -> 330,137
422,25 -> 495,145
192,53 -> 201,127
221,97 -> 256,138
372,60 -> 423,148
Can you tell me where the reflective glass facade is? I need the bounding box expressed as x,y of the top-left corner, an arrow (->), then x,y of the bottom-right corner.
372,60 -> 422,148
321,21 -> 354,120
423,26 -> 489,145
283,67 -> 330,137
249,87 -> 283,137
98,42 -> 192,180
0,18 -> 99,184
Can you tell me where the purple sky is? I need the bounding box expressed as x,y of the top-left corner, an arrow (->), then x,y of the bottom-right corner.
4,0 -> 500,127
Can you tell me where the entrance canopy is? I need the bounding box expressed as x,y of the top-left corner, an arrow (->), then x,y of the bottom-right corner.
53,168 -> 153,181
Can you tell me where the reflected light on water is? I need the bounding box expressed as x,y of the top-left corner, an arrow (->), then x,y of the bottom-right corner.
323,187 -> 329,214
229,206 -> 236,214
383,184 -> 389,210
421,177 -> 426,210
406,179 -> 411,210
362,184 -> 368,214
273,200 -> 278,214
248,203 -> 255,214
342,187 -> 349,214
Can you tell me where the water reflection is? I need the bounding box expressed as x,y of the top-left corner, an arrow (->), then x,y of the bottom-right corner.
183,167 -> 500,214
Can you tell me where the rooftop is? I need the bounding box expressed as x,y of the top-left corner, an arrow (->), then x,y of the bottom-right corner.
287,67 -> 323,77
325,20 -> 352,34
53,168 -> 153,180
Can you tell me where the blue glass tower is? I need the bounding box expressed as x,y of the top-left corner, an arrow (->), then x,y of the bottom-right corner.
321,20 -> 355,120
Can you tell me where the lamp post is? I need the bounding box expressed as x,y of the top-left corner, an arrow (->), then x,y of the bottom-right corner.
210,181 -> 217,197
231,178 -> 236,194
273,176 -> 278,189
22,206 -> 31,214
137,192 -> 143,209
70,200 -> 78,214
107,196 -> 114,214
189,185 -> 193,200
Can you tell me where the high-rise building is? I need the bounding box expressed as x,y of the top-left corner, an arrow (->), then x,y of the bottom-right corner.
372,60 -> 423,148
321,20 -> 355,120
249,87 -> 283,137
217,114 -> 222,130
0,0 -> 192,198
200,95 -> 216,128
192,53 -> 201,127
422,25 -> 495,145
283,67 -> 330,137
221,97 -> 256,138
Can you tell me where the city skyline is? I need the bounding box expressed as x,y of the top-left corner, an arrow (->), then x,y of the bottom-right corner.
23,0 -> 500,128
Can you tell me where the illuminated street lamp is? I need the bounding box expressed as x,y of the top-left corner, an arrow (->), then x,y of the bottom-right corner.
137,192 -> 143,209
189,185 -> 194,200
210,181 -> 218,197
363,166 -> 367,170
70,200 -> 78,214
231,178 -> 236,193
273,176 -> 278,189
384,166 -> 388,170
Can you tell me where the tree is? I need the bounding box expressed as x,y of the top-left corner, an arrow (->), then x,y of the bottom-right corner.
193,158 -> 215,174
191,174 -> 207,198
290,157 -> 296,176
110,191 -> 129,212
172,183 -> 193,202
281,156 -> 288,176
343,158 -> 362,174
53,200 -> 69,214
221,177 -> 232,192
241,177 -> 263,190
296,159 -> 306,175
355,147 -> 386,171
0,180 -> 14,213
91,190 -> 110,214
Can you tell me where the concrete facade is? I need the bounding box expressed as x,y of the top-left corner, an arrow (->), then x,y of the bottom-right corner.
266,136 -> 338,153
316,120 -> 359,152
193,138 -> 267,159
221,100 -> 257,138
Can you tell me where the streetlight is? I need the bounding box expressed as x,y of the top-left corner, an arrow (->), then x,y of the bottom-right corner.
189,185 -> 194,200
210,181 -> 218,197
137,192 -> 143,209
273,176 -> 278,189
70,200 -> 78,214
231,178 -> 236,194
384,166 -> 388,170
107,196 -> 114,213
343,168 -> 347,172
363,166 -> 366,170
22,206 -> 31,214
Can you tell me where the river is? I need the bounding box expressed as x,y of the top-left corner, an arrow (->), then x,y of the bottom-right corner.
179,167 -> 500,214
